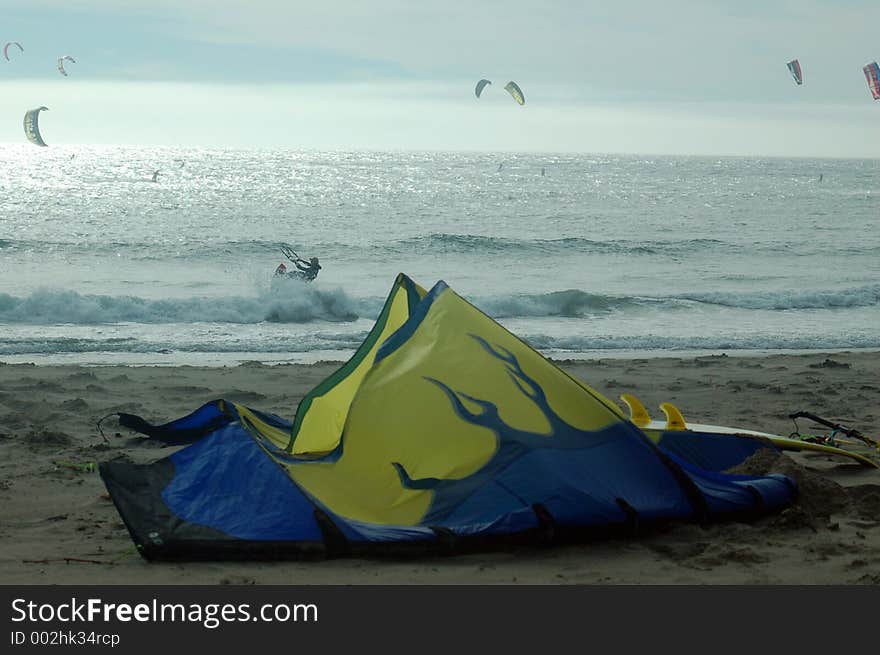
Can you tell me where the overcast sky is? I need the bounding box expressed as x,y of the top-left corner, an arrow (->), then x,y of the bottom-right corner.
1,1 -> 878,155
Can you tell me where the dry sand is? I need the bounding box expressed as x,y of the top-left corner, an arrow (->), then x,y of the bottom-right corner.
1,351 -> 878,585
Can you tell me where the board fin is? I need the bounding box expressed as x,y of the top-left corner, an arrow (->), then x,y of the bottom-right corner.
660,402 -> 687,431
620,393 -> 651,428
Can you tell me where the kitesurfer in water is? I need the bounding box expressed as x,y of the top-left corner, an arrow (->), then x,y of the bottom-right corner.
274,253 -> 321,282
294,256 -> 322,281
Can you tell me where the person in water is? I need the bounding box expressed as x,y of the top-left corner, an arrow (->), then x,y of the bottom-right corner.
275,256 -> 321,281
294,256 -> 322,281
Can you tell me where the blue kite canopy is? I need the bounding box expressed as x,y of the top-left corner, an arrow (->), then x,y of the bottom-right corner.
100,274 -> 795,560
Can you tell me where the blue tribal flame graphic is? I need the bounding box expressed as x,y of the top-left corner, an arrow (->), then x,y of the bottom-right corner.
392,334 -> 619,524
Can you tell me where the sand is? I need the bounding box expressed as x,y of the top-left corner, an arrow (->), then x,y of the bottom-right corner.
1,351 -> 878,585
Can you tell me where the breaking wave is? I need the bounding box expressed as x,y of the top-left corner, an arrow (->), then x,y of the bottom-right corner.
0,283 -> 876,327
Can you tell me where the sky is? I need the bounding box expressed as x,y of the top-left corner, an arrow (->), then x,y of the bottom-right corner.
1,1 -> 878,156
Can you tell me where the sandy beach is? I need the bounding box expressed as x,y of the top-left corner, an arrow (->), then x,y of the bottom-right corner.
1,351 -> 878,585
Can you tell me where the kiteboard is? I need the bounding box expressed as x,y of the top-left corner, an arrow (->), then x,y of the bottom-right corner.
619,393 -> 879,468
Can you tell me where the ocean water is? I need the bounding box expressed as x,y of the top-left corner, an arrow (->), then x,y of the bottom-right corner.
1,145 -> 878,365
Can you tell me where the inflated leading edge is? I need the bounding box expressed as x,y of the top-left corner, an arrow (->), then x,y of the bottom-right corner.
100,274 -> 796,560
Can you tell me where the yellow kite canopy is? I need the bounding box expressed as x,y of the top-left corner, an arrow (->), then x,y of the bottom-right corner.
101,274 -> 795,560
23,106 -> 49,147
504,81 -> 525,105
286,273 -> 427,456
280,278 -> 639,526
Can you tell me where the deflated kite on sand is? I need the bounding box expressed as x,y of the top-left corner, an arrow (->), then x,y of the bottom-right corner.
100,274 -> 796,560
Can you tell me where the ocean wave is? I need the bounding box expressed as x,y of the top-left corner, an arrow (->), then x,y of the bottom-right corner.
0,282 -> 377,325
473,289 -> 647,317
676,285 -> 880,310
0,282 -> 876,326
0,234 -> 741,261
479,285 -> 880,316
387,233 -> 668,256
13,232 -> 879,264
479,284 -> 880,316
0,285 -> 657,325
